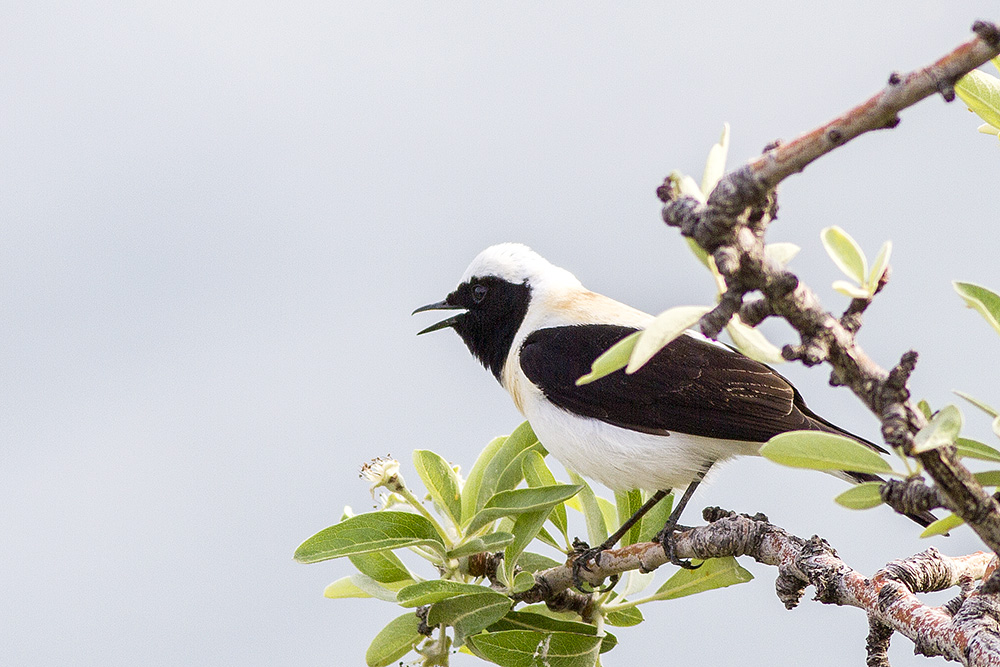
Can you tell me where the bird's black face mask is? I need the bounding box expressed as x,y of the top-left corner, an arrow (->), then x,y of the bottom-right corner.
414,276 -> 531,381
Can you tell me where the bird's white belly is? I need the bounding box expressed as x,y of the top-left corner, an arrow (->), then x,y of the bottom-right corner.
523,396 -> 762,492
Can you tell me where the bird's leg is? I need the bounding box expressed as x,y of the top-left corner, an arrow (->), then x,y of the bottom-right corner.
571,489 -> 670,591
656,465 -> 711,570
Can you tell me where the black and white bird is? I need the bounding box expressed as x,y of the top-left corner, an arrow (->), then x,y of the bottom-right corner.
414,243 -> 933,572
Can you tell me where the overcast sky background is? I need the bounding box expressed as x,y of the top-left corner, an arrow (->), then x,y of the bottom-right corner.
3,2 -> 1000,665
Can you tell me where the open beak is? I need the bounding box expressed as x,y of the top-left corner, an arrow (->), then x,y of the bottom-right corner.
412,300 -> 465,335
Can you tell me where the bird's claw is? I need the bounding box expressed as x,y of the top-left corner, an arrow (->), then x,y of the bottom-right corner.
657,527 -> 701,570
569,540 -> 618,593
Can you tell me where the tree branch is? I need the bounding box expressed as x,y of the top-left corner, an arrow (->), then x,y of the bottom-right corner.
658,20 -> 1000,554
514,509 -> 999,665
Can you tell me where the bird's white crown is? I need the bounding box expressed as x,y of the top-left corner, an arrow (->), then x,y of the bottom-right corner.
460,243 -> 582,292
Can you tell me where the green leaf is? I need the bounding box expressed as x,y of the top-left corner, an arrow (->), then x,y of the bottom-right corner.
397,580 -> 493,607
956,69 -> 1000,130
821,226 -> 868,285
567,472 -> 608,546
955,437 -> 1000,462
494,445 -> 545,498
994,416 -> 1000,440
365,612 -> 422,667
832,280 -> 872,300
954,281 -> 1000,337
522,451 -> 569,542
954,390 -> 999,418
761,431 -> 894,475
466,630 -> 604,667
627,306 -> 712,373
469,422 -> 543,520
834,481 -> 884,509
764,242 -> 800,268
427,591 -> 513,645
700,122 -> 730,196
511,571 -> 536,594
348,548 -> 412,584
920,513 -> 964,538
413,449 -> 463,527
974,470 -> 1000,487
725,315 -> 785,364
340,573 -> 404,602
504,509 -> 552,585
685,237 -> 711,269
575,331 -> 641,385
917,400 -> 933,420
637,491 -> 673,544
516,552 -> 562,573
604,606 -> 644,627
466,485 -> 582,535
447,532 -> 515,559
487,610 -> 617,654
650,556 -> 753,601
323,576 -> 374,600
868,240 -> 892,287
294,511 -> 445,563
614,490 -> 644,547
912,405 -> 963,454
463,435 -> 509,523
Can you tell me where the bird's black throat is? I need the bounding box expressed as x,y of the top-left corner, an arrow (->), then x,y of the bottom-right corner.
449,276 -> 531,381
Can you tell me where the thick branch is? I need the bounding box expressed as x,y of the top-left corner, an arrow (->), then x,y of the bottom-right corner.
515,509 -> 998,665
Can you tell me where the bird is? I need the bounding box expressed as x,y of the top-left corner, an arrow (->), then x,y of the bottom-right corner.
413,242 -> 934,577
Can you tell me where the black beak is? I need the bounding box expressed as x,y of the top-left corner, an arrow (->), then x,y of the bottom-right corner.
412,300 -> 465,335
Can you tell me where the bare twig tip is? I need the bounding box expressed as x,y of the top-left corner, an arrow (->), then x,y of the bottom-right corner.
972,20 -> 1000,48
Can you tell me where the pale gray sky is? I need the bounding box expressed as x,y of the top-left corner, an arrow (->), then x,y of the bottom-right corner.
2,2 -> 999,665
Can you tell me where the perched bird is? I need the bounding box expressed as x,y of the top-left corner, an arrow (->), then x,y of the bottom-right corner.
414,243 -> 932,573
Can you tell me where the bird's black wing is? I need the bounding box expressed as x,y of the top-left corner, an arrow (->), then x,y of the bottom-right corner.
519,324 -> 883,449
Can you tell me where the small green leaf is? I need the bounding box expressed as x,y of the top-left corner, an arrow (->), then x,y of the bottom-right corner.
636,491 -> 673,544
515,552 -> 562,573
604,606 -> 644,627
725,315 -> 785,364
487,610 -> 617,654
868,240 -> 892,287
348,548 -> 413,584
917,400 -> 933,420
832,280 -> 872,300
667,169 -> 707,203
447,532 -> 515,559
956,437 -> 1000,462
294,512 -> 446,563
575,331 -> 641,385
974,470 -> 1000,487
365,612 -> 422,667
511,571 -> 536,594
467,630 -> 604,667
466,485 -> 582,535
956,69 -> 1000,130
397,580 -> 492,608
465,422 -> 542,521
978,122 -> 1000,136
912,405 -> 963,454
413,449 -> 463,527
761,431 -> 894,475
504,509 -> 552,585
342,573 -> 403,602
920,513 -> 964,538
627,306 -> 712,373
523,451 -> 569,541
954,281 -> 1000,337
463,435 -> 509,522
834,482 -> 884,509
764,242 -> 800,268
650,556 -> 753,601
685,237 -> 711,269
954,390 -> 999,418
567,472 -> 608,546
700,122 -> 730,196
821,226 -> 868,285
323,576 -> 373,600
614,490 -> 644,547
427,591 -> 513,645
494,445 -> 545,498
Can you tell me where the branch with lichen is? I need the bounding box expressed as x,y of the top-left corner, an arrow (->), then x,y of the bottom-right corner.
499,509 -> 1000,666
658,20 -> 1000,557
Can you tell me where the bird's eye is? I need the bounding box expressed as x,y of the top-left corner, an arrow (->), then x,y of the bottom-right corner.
472,284 -> 488,303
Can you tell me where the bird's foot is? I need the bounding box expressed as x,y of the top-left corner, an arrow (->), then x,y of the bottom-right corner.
656,526 -> 700,570
569,538 -> 619,593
